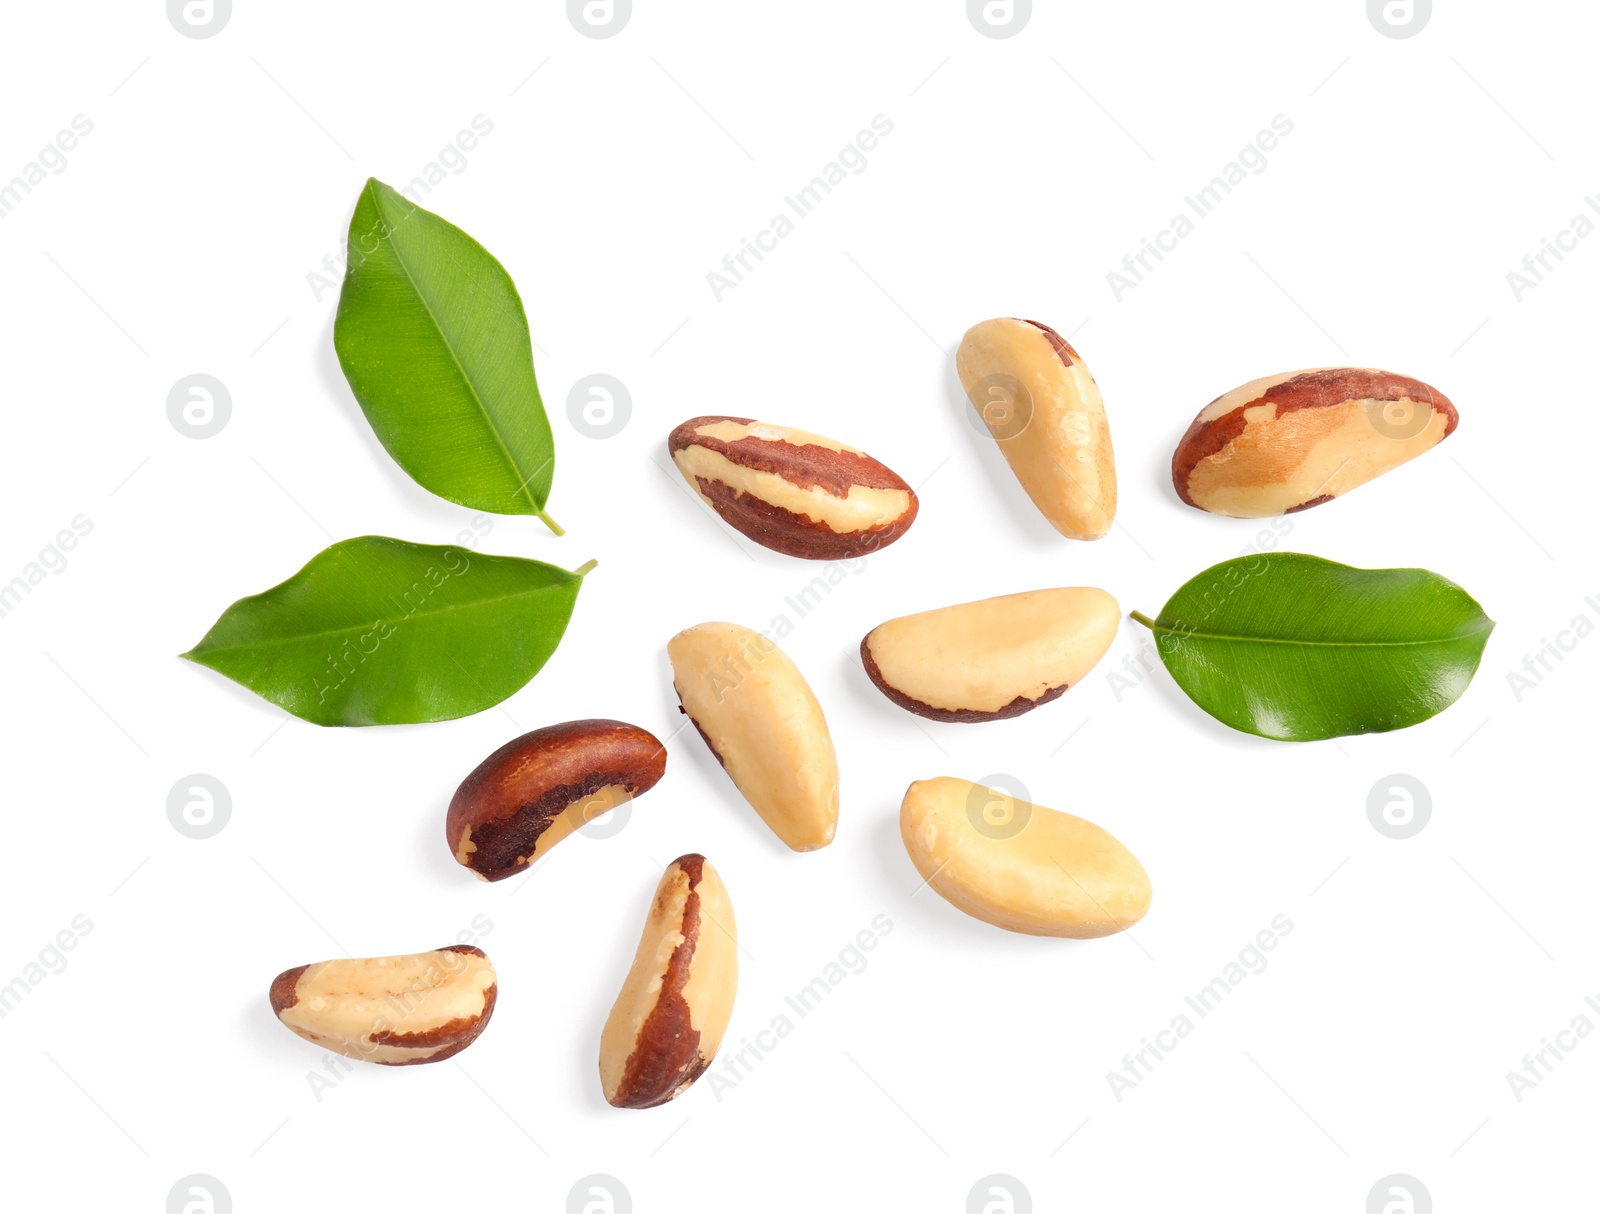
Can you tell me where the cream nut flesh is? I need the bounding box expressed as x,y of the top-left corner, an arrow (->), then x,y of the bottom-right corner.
956,317 -> 1117,540
600,854 -> 737,1108
669,416 -> 918,560
861,587 -> 1119,721
668,622 -> 839,851
1172,367 -> 1458,517
900,778 -> 1151,938
269,946 -> 497,1065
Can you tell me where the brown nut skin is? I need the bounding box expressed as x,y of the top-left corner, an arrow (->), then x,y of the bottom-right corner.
447,719 -> 666,882
269,945 -> 497,1065
1172,367 -> 1458,518
600,854 -> 737,1109
668,415 -> 918,560
956,318 -> 1117,540
861,587 -> 1120,722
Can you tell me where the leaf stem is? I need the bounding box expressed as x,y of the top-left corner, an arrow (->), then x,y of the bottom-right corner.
1130,610 -> 1158,630
574,559 -> 599,577
537,510 -> 565,537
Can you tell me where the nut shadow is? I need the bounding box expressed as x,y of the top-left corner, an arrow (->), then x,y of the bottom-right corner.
418,767 -> 477,887
940,362 -> 1066,550
1128,630 -> 1296,754
243,993 -> 299,1062
179,659 -> 306,724
565,866 -> 655,1114
867,804 -> 1096,954
1148,432 -> 1183,511
654,647 -> 804,860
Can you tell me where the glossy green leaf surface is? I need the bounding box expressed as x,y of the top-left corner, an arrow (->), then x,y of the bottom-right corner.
182,537 -> 590,726
1134,553 -> 1493,741
334,178 -> 557,525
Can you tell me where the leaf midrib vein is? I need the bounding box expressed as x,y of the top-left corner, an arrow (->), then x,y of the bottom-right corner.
195,583 -> 571,656
370,182 -> 537,510
1148,621 -> 1494,648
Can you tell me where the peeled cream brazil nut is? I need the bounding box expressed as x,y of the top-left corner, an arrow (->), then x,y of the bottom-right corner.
446,720 -> 666,881
600,854 -> 737,1108
668,416 -> 917,559
269,945 -> 497,1065
1172,367 -> 1458,517
668,622 -> 838,851
861,587 -> 1119,721
901,778 -> 1151,938
956,317 -> 1117,540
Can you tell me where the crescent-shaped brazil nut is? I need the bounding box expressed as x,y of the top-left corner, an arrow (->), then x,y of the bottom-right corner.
668,416 -> 917,559
1172,367 -> 1458,517
446,719 -> 667,881
269,945 -> 498,1065
900,777 -> 1151,938
955,317 -> 1117,540
861,587 -> 1119,721
668,622 -> 839,851
600,854 -> 738,1108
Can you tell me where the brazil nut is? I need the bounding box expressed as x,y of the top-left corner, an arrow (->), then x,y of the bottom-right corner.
668,416 -> 917,559
269,945 -> 497,1065
861,587 -> 1119,721
1172,367 -> 1458,517
600,854 -> 737,1108
956,317 -> 1117,540
446,719 -> 666,881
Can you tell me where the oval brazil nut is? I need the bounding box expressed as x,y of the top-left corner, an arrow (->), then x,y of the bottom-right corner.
668,622 -> 839,851
1172,367 -> 1458,517
600,854 -> 737,1108
446,719 -> 666,881
861,587 -> 1119,721
269,946 -> 497,1065
668,416 -> 918,559
956,317 -> 1117,541
901,778 -> 1151,938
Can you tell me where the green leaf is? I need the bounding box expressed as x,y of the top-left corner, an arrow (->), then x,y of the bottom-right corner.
182,537 -> 593,726
1132,553 -> 1493,741
334,178 -> 560,531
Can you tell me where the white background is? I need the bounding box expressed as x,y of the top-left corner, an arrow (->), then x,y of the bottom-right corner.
2,1 -> 1595,1210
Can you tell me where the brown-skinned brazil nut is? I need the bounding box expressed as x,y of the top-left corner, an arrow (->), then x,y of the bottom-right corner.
668,415 -> 917,559
447,719 -> 666,881
600,854 -> 737,1108
269,945 -> 497,1065
1172,367 -> 1458,517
